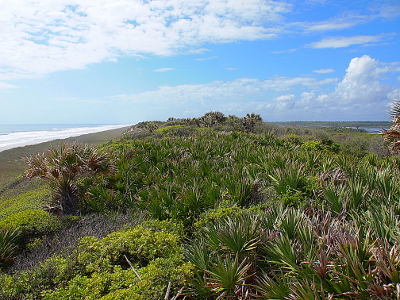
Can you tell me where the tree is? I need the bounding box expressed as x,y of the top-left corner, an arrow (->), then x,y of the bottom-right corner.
242,113 -> 262,133
25,142 -> 114,215
199,111 -> 227,127
381,100 -> 400,155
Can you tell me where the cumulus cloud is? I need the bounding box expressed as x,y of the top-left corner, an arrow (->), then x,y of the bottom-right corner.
331,55 -> 393,104
0,0 -> 290,80
108,55 -> 399,120
267,94 -> 296,110
292,55 -> 400,119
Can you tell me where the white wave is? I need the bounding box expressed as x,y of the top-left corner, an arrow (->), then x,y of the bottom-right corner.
0,125 -> 129,152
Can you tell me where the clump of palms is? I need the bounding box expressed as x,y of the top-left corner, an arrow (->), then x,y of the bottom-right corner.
199,111 -> 227,127
242,113 -> 262,133
381,99 -> 400,155
25,142 -> 114,215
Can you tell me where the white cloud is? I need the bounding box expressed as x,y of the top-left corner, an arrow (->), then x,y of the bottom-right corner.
226,68 -> 238,71
331,55 -> 393,104
154,68 -> 175,72
268,94 -> 296,110
0,0 -> 290,80
308,35 -> 388,48
196,56 -> 218,61
187,48 -> 211,54
291,56 -> 400,119
307,22 -> 356,31
271,48 -> 297,54
313,69 -> 335,74
108,75 -> 337,105
107,55 -> 399,121
0,82 -> 19,90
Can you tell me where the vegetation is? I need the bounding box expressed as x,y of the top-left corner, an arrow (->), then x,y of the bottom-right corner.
24,142 -> 114,215
381,100 -> 400,155
0,111 -> 398,299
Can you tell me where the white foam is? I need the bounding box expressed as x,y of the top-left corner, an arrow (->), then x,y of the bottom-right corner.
0,125 -> 129,152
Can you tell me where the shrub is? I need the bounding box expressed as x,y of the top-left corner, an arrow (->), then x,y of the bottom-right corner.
0,209 -> 60,253
0,219 -> 191,299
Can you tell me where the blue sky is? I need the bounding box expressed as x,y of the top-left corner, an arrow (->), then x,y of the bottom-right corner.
0,0 -> 399,124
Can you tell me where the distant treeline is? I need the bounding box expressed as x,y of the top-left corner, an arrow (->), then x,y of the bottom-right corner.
273,121 -> 390,128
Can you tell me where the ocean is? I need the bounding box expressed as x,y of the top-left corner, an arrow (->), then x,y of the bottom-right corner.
0,124 -> 130,152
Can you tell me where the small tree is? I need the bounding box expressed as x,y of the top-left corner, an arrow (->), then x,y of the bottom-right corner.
242,113 -> 262,133
381,100 -> 400,155
199,111 -> 227,127
25,142 -> 114,215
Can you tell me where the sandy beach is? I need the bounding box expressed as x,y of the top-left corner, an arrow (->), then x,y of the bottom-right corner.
0,125 -> 130,152
0,126 -> 130,185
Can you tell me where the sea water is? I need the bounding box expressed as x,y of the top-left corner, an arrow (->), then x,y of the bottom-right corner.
0,124 -> 129,152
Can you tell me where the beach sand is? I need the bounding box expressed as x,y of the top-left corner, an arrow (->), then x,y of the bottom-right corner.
0,126 -> 130,186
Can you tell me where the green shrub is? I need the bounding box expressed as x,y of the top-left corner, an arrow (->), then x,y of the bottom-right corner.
194,205 -> 246,229
0,209 -> 59,232
0,219 -> 190,299
154,125 -> 185,133
0,186 -> 51,219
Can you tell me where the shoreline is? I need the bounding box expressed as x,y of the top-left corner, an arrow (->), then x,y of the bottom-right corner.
0,126 -> 130,186
0,125 -> 130,153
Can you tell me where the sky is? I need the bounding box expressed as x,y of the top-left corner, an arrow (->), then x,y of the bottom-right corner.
0,0 -> 399,124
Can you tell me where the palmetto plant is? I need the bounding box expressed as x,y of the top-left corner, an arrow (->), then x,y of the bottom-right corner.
185,215 -> 263,299
25,142 -> 114,215
381,99 -> 400,154
242,113 -> 262,133
205,256 -> 253,300
0,226 -> 20,270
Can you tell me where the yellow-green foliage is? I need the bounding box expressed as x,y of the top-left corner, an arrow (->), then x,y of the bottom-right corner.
43,258 -> 192,300
0,219 -> 192,299
0,186 -> 50,219
194,205 -> 245,229
76,224 -> 182,273
154,125 -> 185,134
0,209 -> 59,234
